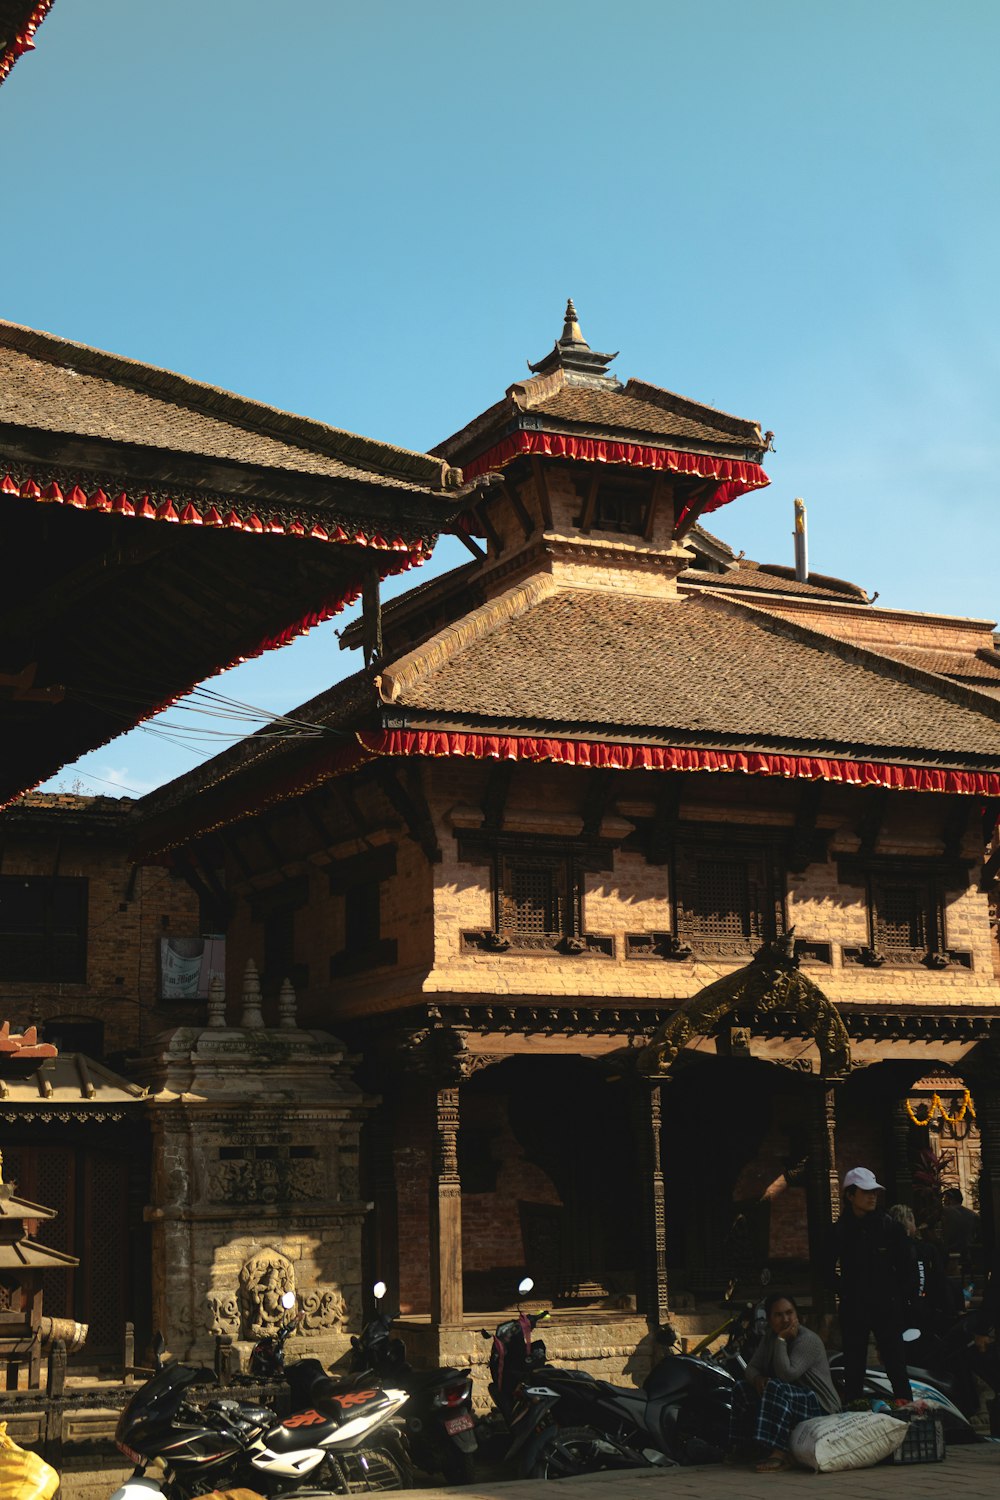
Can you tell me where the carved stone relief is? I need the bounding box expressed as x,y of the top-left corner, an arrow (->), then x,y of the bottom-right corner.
300,1287 -> 348,1330
238,1249 -> 296,1338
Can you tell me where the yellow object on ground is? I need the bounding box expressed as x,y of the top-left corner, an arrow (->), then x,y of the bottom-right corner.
0,1422 -> 59,1500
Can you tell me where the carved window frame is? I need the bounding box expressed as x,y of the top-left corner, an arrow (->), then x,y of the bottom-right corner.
672,835 -> 786,959
458,831 -> 615,956
837,856 -> 973,969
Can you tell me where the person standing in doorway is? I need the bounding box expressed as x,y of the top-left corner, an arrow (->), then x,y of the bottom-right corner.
826,1167 -> 913,1403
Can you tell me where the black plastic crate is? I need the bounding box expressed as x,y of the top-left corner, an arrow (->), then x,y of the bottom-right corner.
889,1414 -> 946,1464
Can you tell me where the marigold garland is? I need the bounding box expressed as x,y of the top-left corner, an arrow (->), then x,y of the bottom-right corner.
905,1090 -> 976,1127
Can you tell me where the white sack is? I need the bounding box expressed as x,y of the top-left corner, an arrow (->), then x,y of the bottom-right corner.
789,1412 -> 908,1472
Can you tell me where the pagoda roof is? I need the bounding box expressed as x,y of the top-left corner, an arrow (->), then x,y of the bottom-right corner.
0,1237 -> 79,1270
0,319 -> 470,806
134,565 -> 1000,855
0,1 -> 54,88
433,304 -> 770,522
0,1051 -> 148,1114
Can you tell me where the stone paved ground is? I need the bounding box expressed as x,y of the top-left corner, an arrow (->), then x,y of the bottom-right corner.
404,1442 -> 999,1500
56,1435 -> 1000,1500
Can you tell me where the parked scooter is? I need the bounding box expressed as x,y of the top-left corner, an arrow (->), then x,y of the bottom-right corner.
109,1330 -> 411,1500
485,1281 -> 764,1477
828,1322 -> 982,1444
347,1279 -> 478,1485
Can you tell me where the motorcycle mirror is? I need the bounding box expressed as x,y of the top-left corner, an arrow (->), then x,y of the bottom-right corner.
372,1280 -> 388,1301
152,1331 -> 166,1371
280,1291 -> 296,1310
902,1327 -> 921,1342
517,1277 -> 534,1295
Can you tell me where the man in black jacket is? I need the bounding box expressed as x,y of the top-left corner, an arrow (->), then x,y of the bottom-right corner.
826,1167 -> 913,1402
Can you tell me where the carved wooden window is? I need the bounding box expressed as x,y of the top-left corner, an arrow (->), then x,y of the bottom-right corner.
593,482 -> 647,535
868,875 -> 944,965
674,846 -> 783,958
0,876 -> 88,982
498,852 -> 574,945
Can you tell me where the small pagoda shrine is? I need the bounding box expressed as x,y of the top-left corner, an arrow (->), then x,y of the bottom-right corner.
0,1023 -> 79,1389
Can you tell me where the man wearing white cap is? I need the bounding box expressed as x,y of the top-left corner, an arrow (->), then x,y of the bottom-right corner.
826,1167 -> 913,1403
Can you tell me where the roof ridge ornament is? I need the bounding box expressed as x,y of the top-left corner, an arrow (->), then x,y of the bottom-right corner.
527,298 -> 620,385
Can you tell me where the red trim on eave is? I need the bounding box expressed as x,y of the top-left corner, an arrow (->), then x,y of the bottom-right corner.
356,729 -> 1000,798
0,0 -> 55,85
458,430 -> 769,520
1,470 -> 424,553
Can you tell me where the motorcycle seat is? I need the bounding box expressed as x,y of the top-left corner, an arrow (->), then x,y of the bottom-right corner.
267,1414 -> 341,1451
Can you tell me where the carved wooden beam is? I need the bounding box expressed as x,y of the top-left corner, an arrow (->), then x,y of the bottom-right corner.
671,480 -> 716,540
361,563 -> 383,667
856,788 -> 889,858
581,767 -> 616,837
452,529 -> 487,562
481,760 -> 515,832
502,481 -> 535,541
473,500 -> 503,556
530,456 -> 554,529
578,474 -> 600,534
375,761 -> 441,864
645,474 -> 670,541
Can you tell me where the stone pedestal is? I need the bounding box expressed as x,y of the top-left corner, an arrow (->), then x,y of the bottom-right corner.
142,969 -> 375,1364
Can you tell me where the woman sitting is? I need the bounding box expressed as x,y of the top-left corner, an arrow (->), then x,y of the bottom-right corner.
730,1292 -> 841,1471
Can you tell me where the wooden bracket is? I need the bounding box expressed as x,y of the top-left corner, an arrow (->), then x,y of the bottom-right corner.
453,529 -> 487,562
502,481 -> 535,541
481,760 -> 515,832
579,475 -> 600,534
530,456 -> 554,529
376,761 -> 441,864
361,563 -> 384,667
672,480 -> 716,540
857,788 -> 889,858
648,776 -> 683,865
581,768 -> 616,838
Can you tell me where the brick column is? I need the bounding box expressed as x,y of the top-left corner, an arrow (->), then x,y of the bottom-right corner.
429,1083 -> 463,1326
632,1079 -> 669,1326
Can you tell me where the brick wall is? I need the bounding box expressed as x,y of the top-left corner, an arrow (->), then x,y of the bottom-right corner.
0,797 -> 200,1055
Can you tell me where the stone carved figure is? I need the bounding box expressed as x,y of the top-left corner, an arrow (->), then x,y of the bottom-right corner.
239,1249 -> 295,1338
207,1291 -> 240,1337
300,1287 -> 348,1330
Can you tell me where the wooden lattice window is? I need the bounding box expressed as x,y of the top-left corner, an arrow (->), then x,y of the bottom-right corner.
498,853 -> 574,944
594,483 -> 647,535
674,845 -> 784,958
0,876 -> 88,982
869,875 -> 942,963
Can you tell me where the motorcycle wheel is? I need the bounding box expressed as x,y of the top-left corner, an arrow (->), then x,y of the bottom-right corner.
438,1447 -> 476,1485
344,1445 -> 412,1491
526,1425 -> 621,1480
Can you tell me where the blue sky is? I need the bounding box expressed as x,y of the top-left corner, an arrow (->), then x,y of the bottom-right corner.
2,0 -> 998,795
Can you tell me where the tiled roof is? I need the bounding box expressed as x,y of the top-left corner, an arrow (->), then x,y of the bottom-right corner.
0,321 -> 453,494
872,646 -> 1000,681
384,583 -> 1000,763
680,563 -> 867,602
434,367 -> 766,467
523,381 -> 756,448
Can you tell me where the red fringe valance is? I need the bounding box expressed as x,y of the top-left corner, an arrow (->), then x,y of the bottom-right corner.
0,470 -> 423,554
0,0 -> 54,85
356,729 -> 1000,799
459,430 -> 770,521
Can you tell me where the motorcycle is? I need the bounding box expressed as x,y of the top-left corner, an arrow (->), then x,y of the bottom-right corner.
486,1282 -> 764,1477
346,1279 -> 478,1485
109,1329 -> 412,1499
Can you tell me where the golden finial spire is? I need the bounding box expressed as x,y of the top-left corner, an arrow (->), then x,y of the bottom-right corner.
561,298 -> 587,347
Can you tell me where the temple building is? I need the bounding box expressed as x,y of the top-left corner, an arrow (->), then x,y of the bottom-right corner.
121,304 -> 1000,1386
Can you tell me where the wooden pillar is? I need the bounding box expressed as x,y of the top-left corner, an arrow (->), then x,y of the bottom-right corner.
429,1083 -> 463,1326
632,1079 -> 670,1326
806,1082 -> 840,1315
889,1096 -> 915,1208
973,1055 -> 1000,1259
367,1100 -> 400,1308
